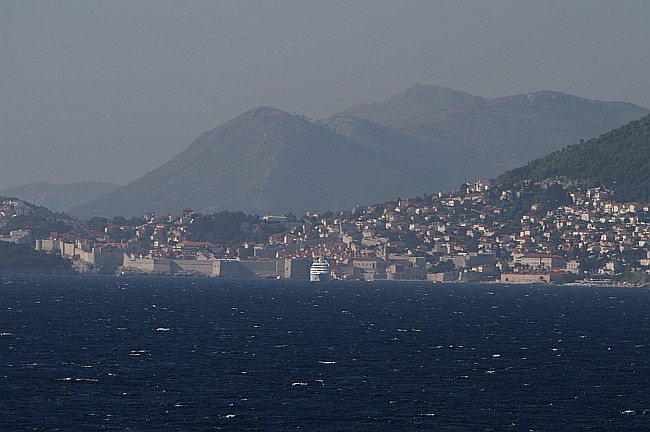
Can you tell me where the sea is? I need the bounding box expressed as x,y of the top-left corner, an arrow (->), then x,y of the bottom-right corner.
1,275 -> 649,431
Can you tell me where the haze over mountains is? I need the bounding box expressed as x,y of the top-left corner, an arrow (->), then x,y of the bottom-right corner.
71,107 -> 427,218
0,181 -> 121,214
330,86 -> 649,177
35,85 -> 650,218
331,84 -> 486,126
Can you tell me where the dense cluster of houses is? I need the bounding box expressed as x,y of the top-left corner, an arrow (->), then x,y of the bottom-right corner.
0,198 -> 34,245
1,197 -> 32,222
2,180 -> 650,284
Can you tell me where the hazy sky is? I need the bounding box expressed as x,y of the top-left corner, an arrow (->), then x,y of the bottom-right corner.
2,0 -> 649,189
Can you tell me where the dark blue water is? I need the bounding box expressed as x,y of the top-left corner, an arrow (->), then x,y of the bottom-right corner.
1,276 -> 649,431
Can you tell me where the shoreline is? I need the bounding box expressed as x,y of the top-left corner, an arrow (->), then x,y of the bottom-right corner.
1,272 -> 648,288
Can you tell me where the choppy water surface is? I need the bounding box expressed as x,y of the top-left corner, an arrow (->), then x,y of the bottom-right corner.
1,275 -> 649,431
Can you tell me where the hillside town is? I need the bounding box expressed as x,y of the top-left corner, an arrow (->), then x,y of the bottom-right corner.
2,179 -> 650,285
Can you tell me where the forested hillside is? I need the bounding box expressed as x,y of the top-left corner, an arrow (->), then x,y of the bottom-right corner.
499,114 -> 650,202
0,242 -> 74,274
0,199 -> 74,237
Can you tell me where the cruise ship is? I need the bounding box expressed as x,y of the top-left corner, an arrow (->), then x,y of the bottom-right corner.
310,257 -> 330,282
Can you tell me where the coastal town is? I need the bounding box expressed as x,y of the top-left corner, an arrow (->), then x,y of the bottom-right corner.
2,178 -> 650,285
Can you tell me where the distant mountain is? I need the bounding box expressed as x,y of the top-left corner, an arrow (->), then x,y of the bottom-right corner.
321,115 -> 464,189
403,91 -> 650,177
71,107 -> 430,218
71,86 -> 649,218
0,181 -> 121,213
328,88 -> 648,196
499,114 -> 650,202
330,84 -> 485,126
333,87 -> 648,181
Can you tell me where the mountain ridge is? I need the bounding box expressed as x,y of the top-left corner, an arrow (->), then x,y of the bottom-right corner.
71,107 -> 428,218
329,84 -> 486,126
70,85 -> 649,218
401,90 -> 649,177
0,181 -> 122,213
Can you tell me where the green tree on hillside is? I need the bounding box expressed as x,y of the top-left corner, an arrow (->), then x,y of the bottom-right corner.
499,114 -> 650,202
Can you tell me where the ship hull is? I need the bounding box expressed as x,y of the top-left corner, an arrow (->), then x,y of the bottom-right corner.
310,273 -> 330,282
